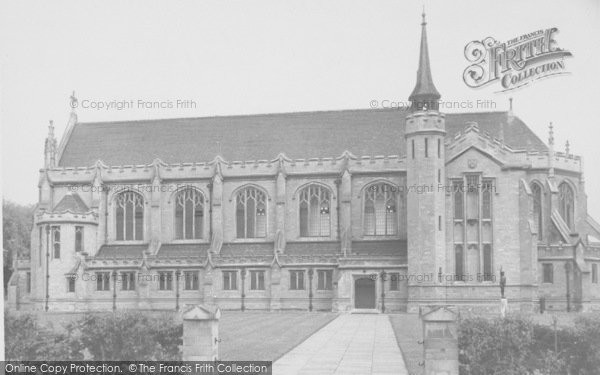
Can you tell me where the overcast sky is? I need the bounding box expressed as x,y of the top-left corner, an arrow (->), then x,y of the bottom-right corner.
2,0 -> 599,217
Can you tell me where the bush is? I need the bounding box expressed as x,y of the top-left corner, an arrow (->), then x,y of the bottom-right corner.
459,316 -> 534,375
459,314 -> 600,375
71,312 -> 183,360
4,310 -> 82,360
4,311 -> 182,360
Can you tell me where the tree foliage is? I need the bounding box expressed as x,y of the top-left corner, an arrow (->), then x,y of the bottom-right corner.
459,314 -> 600,375
4,311 -> 182,361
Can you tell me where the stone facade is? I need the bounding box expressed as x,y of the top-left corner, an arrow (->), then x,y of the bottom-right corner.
8,15 -> 600,314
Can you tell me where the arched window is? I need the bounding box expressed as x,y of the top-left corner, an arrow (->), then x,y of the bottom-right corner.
364,183 -> 398,236
559,182 -> 575,230
236,186 -> 267,238
115,191 -> 144,241
175,188 -> 204,240
299,184 -> 331,237
531,182 -> 543,239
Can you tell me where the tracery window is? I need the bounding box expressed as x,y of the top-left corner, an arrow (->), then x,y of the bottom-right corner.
175,188 -> 204,240
452,175 -> 494,281
299,184 -> 331,237
559,182 -> 575,230
115,191 -> 144,241
531,182 -> 543,239
364,183 -> 398,236
236,186 -> 267,238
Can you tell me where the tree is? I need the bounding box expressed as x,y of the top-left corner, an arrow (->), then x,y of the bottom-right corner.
3,199 -> 35,291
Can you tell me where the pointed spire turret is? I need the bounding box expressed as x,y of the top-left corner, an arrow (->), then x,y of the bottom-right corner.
409,10 -> 441,111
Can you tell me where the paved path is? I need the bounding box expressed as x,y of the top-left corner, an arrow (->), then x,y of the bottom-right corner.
273,314 -> 408,375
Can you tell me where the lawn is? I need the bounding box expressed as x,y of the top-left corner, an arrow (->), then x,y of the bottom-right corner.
388,314 -> 424,375
219,311 -> 338,361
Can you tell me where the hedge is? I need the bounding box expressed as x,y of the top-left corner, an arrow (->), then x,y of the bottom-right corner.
4,310 -> 182,361
459,314 -> 600,375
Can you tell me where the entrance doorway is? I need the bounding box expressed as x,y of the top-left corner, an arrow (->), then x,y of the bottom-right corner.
354,277 -> 376,309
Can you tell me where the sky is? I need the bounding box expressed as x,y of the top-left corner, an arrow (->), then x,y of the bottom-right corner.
1,0 -> 600,216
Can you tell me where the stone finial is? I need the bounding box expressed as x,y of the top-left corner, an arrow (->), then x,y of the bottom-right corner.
565,140 -> 570,155
548,122 -> 554,146
70,91 -> 78,112
44,120 -> 57,169
509,97 -> 513,112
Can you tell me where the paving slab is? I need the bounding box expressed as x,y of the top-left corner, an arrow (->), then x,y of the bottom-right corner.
273,314 -> 408,375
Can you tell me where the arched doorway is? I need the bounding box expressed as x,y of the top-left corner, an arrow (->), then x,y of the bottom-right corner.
354,277 -> 376,309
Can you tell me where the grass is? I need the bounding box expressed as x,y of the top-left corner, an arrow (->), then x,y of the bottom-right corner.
388,314 -> 424,375
219,310 -> 338,361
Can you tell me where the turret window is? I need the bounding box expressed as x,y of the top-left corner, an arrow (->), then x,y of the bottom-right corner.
115,191 -> 144,241
51,226 -> 60,259
299,184 -> 331,237
558,182 -> 575,230
531,182 -> 544,240
38,226 -> 43,266
175,188 -> 204,240
67,276 -> 75,293
75,226 -> 84,252
425,138 -> 429,157
364,183 -> 398,236
236,186 -> 267,238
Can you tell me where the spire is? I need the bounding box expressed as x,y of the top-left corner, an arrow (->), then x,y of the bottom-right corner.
548,122 -> 554,146
409,9 -> 441,111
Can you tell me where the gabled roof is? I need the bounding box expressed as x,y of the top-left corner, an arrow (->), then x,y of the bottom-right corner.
53,193 -> 89,213
57,109 -> 547,167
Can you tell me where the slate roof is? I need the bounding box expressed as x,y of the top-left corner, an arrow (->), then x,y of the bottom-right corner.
53,193 -> 89,213
95,244 -> 147,259
57,109 -> 547,167
285,241 -> 341,255
350,240 -> 407,257
219,242 -> 274,257
157,243 -> 210,258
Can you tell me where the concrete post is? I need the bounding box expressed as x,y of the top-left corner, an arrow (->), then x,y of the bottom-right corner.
182,305 -> 221,361
421,305 -> 459,375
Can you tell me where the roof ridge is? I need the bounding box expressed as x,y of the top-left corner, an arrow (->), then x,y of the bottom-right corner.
76,109 -> 510,126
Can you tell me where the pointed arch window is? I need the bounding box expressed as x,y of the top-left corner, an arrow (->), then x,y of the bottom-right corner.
299,184 -> 331,237
115,191 -> 144,241
364,183 -> 398,236
236,186 -> 267,238
175,188 -> 204,240
559,182 -> 575,230
531,182 -> 543,239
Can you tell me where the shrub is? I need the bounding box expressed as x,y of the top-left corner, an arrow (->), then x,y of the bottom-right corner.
4,310 -> 82,360
459,315 -> 534,375
4,310 -> 182,360
71,312 -> 183,360
459,314 -> 600,375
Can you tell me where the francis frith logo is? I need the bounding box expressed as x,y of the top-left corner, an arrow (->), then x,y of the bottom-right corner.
463,27 -> 572,91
